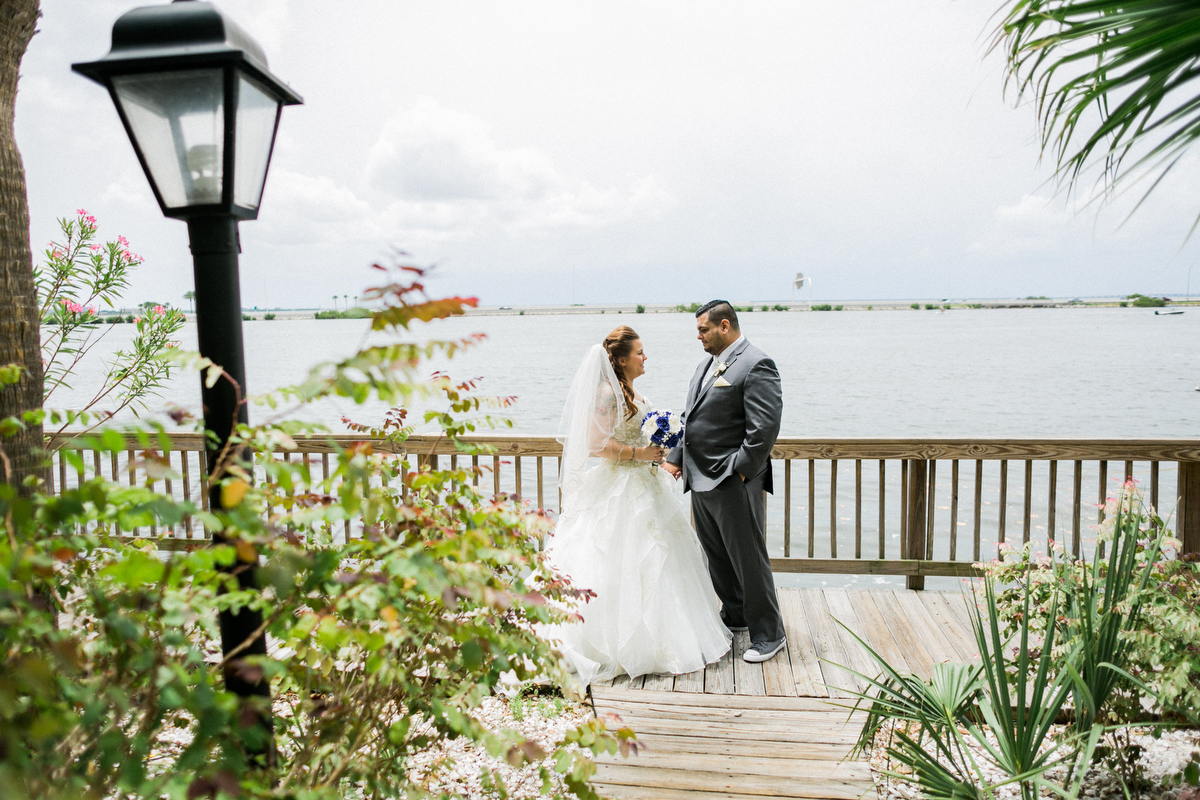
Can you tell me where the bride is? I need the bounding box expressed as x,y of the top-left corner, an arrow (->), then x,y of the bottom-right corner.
544,326 -> 731,685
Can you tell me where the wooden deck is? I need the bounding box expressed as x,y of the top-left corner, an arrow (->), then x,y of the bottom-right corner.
587,587 -> 981,800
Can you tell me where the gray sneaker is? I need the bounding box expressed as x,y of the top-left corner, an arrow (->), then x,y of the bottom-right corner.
743,636 -> 786,663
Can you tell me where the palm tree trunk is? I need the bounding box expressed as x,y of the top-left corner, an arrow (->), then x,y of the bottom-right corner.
0,1 -> 43,491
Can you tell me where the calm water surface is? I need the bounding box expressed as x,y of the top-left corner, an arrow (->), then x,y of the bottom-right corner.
56,307 -> 1200,437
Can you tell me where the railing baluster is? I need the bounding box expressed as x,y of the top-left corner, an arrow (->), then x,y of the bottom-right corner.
128,449 -> 137,536
973,460 -> 982,562
493,454 -> 501,498
1124,460 -> 1133,482
950,460 -> 959,561
829,459 -> 838,558
1022,459 -> 1032,544
900,459 -> 908,557
1098,460 -> 1108,559
514,455 -> 523,501
536,456 -> 544,510
854,459 -> 862,559
807,459 -> 815,558
472,455 -> 480,489
1150,461 -> 1159,513
1080,462 -> 1089,556
878,460 -> 886,559
181,449 -> 192,537
925,460 -> 936,562
1047,460 -> 1057,546
998,460 -> 1008,546
783,459 -> 792,558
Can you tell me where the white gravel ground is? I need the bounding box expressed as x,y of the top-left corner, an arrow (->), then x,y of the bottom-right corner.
867,722 -> 1200,800
407,692 -> 594,798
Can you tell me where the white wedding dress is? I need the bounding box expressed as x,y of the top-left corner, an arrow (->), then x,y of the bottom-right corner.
544,346 -> 731,685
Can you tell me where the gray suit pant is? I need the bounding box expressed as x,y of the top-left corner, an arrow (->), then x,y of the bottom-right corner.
691,473 -> 785,643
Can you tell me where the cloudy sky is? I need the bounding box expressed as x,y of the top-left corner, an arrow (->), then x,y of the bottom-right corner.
17,0 -> 1200,308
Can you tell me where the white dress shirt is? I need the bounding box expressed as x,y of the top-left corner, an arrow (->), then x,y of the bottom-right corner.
706,334 -> 744,383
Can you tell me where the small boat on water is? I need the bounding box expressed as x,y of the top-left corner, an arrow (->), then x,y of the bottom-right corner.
1155,309 -> 1185,316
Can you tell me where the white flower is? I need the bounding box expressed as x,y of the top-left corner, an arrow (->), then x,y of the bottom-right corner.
714,361 -> 729,376
667,414 -> 682,434
641,416 -> 659,436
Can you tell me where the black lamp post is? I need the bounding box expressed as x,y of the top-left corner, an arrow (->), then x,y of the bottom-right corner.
73,0 -> 302,752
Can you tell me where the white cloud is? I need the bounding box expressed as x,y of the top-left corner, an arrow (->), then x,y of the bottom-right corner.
364,97 -> 674,235
968,193 -> 1078,255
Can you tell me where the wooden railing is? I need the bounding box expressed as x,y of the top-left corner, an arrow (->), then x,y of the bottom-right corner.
47,433 -> 1200,588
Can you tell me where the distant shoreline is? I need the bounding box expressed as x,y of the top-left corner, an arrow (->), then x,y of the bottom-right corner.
136,297 -> 1198,322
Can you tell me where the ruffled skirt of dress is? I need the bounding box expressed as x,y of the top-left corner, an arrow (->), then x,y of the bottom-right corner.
543,461 -> 732,685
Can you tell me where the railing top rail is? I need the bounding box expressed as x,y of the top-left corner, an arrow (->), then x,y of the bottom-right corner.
46,432 -> 1200,461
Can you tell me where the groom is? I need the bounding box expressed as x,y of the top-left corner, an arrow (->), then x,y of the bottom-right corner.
663,300 -> 786,663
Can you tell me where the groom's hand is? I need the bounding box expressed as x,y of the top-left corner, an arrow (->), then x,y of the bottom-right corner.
662,462 -> 681,480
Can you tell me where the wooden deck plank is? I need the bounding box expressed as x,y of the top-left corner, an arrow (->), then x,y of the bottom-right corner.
705,641 -> 736,694
762,642 -> 798,697
597,715 -> 860,744
823,588 -> 886,687
609,733 -> 855,761
642,673 -> 675,692
593,763 -> 866,799
847,589 -> 912,675
798,588 -> 860,697
778,588 -> 829,697
867,589 -> 937,679
593,699 -> 863,725
596,751 -> 871,779
592,784 -> 861,800
920,592 -> 980,663
612,674 -> 633,689
733,630 -> 768,696
592,687 -> 843,712
892,590 -> 961,667
674,668 -> 705,693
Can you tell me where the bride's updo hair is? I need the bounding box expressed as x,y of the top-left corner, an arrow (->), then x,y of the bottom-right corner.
603,326 -> 640,419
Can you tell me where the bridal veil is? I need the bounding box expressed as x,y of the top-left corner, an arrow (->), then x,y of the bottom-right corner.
556,344 -> 623,514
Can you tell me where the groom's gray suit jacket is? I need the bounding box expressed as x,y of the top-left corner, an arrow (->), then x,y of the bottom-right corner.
668,338 -> 783,494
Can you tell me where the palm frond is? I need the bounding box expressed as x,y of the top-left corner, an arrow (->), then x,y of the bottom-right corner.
991,0 -> 1200,216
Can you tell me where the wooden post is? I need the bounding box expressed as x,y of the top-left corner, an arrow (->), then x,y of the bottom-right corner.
905,459 -> 928,590
1179,461 -> 1200,556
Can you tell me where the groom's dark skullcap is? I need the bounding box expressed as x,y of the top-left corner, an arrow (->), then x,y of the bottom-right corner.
696,299 -> 740,330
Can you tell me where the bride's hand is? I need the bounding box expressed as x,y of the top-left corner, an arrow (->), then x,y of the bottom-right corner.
638,446 -> 667,462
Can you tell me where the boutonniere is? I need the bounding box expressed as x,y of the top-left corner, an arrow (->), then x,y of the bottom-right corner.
714,361 -> 729,376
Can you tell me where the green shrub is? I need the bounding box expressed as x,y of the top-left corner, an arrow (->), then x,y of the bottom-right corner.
263,313 -> 275,321
772,304 -> 787,311
1128,294 -> 1167,307
924,303 -> 937,310
242,313 -> 254,321
910,302 -> 920,309
635,305 -> 645,314
1119,301 -> 1128,307
833,305 -> 844,311
0,265 -> 629,799
811,303 -> 832,311
675,302 -> 701,314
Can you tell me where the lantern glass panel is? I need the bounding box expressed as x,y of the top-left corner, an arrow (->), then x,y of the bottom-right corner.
112,69 -> 224,208
233,74 -> 281,209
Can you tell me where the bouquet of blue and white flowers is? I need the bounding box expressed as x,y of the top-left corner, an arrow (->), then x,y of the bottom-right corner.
640,409 -> 684,449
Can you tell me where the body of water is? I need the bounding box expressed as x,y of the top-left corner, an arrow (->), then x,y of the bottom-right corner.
54,307 -> 1200,438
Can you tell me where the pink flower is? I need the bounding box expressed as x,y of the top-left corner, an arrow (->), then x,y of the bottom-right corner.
117,235 -> 129,247
89,244 -> 100,251
50,248 -> 63,259
153,305 -> 165,315
75,208 -> 88,216
88,305 -> 98,315
85,215 -> 97,226
65,301 -> 85,314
